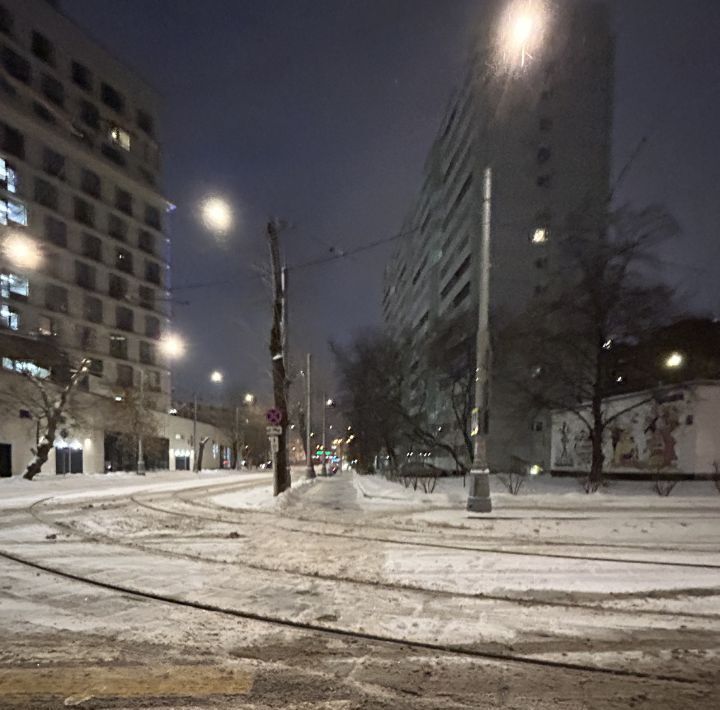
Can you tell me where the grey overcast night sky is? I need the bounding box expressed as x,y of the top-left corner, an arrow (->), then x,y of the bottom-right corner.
61,0 -> 720,403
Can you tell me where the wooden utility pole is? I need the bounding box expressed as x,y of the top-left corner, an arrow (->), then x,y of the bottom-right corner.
267,220 -> 290,495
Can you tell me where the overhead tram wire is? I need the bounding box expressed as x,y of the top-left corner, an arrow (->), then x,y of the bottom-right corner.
169,226 -> 420,293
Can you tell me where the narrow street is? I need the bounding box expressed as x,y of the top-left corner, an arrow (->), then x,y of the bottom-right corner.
1,470 -> 718,708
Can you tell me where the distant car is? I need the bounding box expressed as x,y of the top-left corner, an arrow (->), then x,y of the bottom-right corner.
259,460 -> 273,470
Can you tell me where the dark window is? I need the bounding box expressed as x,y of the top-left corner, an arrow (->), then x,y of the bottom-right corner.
115,305 -> 134,332
115,247 -> 133,274
145,315 -> 160,339
138,285 -> 154,310
75,260 -> 95,290
0,4 -> 13,35
1,122 -> 24,158
31,31 -> 54,64
138,229 -> 155,254
534,257 -> 548,269
139,341 -> 155,365
41,74 -> 63,106
71,61 -> 91,90
137,109 -> 154,136
80,101 -> 100,130
100,82 -> 124,113
440,255 -> 472,300
76,325 -> 96,352
108,213 -> 127,241
539,117 -> 553,131
443,173 -> 473,229
42,147 -> 65,178
451,281 -> 471,310
139,166 -> 156,187
109,274 -> 128,300
80,169 -> 101,198
144,260 -> 161,285
44,215 -> 67,247
115,188 -> 132,215
82,233 -> 102,261
33,101 -> 55,125
144,204 -> 161,230
116,363 -> 133,387
109,333 -> 127,359
536,174 -> 552,188
147,370 -> 161,392
45,283 -> 68,313
101,143 -> 126,167
74,197 -> 94,226
84,295 -> 102,323
34,177 -> 58,210
532,420 -> 544,432
537,146 -> 552,164
2,47 -> 30,83
88,358 -> 103,375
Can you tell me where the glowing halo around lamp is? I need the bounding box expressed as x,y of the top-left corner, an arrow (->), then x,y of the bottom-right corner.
498,0 -> 549,70
200,196 -> 233,235
159,333 -> 186,360
2,232 -> 42,270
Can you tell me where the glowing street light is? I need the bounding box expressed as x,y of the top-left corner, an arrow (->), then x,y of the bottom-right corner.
665,352 -> 684,369
244,392 -> 255,405
200,196 -> 233,235
158,333 -> 186,360
499,0 -> 549,70
210,370 -> 224,384
2,232 -> 42,271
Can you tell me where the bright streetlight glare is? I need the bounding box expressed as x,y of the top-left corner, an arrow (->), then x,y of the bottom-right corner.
326,398 -> 335,407
200,196 -> 233,235
665,352 -> 684,369
159,333 -> 186,359
499,0 -> 548,69
210,370 -> 223,383
244,392 -> 255,405
2,232 -> 42,270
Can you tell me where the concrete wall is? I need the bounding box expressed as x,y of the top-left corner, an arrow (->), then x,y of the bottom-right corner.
550,382 -> 720,476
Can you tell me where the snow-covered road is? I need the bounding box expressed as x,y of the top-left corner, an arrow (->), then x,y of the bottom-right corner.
1,469 -> 718,708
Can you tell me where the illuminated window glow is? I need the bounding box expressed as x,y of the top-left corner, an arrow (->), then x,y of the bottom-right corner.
109,126 -> 131,151
0,157 -> 18,193
0,198 -> 28,226
0,273 -> 29,299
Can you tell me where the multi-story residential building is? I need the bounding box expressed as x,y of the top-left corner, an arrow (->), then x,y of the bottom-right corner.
0,0 -> 171,403
383,0 -> 615,471
0,0 -> 183,475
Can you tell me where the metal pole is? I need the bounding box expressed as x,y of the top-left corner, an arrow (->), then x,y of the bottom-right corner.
321,389 -> 327,475
234,405 -> 240,470
192,391 -> 197,472
305,353 -> 315,478
137,369 -> 145,475
467,165 -> 493,513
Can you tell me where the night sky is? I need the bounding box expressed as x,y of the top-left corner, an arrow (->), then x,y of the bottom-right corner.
61,0 -> 720,405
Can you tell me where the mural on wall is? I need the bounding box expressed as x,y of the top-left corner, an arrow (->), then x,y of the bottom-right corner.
552,392 -> 688,472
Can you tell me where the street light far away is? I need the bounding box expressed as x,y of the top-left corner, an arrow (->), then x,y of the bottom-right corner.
199,195 -> 233,236
2,232 -> 43,271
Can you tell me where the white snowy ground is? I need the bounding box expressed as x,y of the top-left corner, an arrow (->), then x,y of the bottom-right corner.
1,468 -> 719,707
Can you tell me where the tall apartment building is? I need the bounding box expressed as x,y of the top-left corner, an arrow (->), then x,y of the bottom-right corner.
383,0 -> 614,471
0,0 -> 171,406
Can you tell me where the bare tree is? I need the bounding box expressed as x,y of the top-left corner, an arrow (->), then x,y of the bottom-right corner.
499,204 -> 680,491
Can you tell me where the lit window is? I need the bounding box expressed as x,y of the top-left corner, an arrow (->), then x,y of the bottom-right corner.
37,315 -> 54,336
14,359 -> 50,378
0,156 -> 18,192
0,272 -> 28,298
532,227 -> 548,244
109,126 -> 131,151
0,303 -> 19,330
0,198 -> 27,226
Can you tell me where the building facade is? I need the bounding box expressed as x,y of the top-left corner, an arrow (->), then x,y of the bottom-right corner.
0,0 -> 171,403
0,0 -> 176,474
383,0 -> 615,471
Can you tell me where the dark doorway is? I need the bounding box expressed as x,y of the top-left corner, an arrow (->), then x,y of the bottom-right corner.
55,447 -> 83,474
0,443 -> 11,477
175,455 -> 190,471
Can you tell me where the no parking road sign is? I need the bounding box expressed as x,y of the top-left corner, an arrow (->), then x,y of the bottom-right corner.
266,408 -> 282,425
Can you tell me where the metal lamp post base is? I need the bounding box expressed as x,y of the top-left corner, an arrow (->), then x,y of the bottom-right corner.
467,469 -> 492,512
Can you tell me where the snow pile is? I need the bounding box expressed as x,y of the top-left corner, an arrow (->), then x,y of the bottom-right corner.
211,475 -> 316,511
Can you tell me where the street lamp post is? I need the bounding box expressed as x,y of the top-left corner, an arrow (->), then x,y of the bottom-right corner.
467,2 -> 548,513
305,353 -> 315,479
